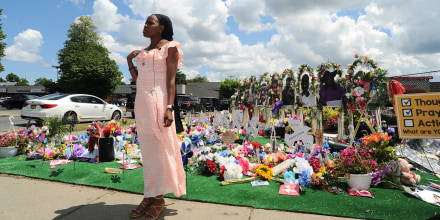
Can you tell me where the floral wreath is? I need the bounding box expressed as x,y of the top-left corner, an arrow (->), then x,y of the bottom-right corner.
296,64 -> 315,96
316,62 -> 342,88
344,54 -> 389,114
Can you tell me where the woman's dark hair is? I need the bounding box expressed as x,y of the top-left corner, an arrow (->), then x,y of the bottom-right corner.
153,14 -> 174,41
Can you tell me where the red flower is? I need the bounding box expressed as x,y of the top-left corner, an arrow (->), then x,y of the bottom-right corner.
309,157 -> 322,173
268,164 -> 275,168
219,165 -> 226,180
206,160 -> 217,174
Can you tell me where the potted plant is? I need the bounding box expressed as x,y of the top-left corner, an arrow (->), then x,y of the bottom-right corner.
333,144 -> 378,190
0,129 -> 37,158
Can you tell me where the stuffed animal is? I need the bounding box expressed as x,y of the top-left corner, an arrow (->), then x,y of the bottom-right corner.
398,158 -> 421,186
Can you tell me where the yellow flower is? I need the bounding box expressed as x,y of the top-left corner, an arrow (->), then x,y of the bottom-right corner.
255,165 -> 273,181
316,166 -> 326,176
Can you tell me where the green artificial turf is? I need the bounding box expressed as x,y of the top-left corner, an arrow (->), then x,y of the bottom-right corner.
1,154 -> 440,220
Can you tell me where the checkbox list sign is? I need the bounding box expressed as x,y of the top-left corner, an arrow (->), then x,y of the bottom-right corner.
401,98 -> 411,107
404,119 -> 414,127
402,109 -> 413,117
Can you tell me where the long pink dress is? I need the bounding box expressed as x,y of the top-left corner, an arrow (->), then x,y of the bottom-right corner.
133,41 -> 186,197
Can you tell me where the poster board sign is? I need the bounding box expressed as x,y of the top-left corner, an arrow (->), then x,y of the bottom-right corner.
395,92 -> 440,139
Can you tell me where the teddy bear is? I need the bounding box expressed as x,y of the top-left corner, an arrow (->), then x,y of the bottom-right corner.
398,158 -> 421,186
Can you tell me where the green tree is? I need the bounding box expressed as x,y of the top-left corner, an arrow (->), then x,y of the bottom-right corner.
6,72 -> 20,82
6,73 -> 29,85
35,77 -> 58,93
187,74 -> 209,83
0,9 -> 6,73
18,78 -> 29,86
0,77 -> 5,82
219,78 -> 238,99
56,16 -> 122,99
176,68 -> 187,84
34,77 -> 53,86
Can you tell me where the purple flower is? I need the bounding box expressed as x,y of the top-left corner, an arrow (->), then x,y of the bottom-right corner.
271,100 -> 283,115
371,169 -> 384,185
278,119 -> 285,127
387,127 -> 395,134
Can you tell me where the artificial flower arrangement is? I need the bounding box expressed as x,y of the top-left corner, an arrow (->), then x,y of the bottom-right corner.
344,54 -> 390,113
333,143 -> 378,176
102,120 -> 123,137
1,128 -> 38,155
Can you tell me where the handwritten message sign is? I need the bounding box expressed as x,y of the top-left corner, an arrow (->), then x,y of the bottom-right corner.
284,119 -> 313,149
395,92 -> 440,139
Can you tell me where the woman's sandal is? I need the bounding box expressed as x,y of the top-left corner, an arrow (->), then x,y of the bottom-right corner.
129,197 -> 155,218
143,198 -> 165,220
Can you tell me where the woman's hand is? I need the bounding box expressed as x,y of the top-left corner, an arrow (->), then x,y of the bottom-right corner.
127,50 -> 141,61
163,109 -> 174,127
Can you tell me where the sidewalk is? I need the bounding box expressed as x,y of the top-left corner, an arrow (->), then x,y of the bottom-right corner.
0,175 -> 352,220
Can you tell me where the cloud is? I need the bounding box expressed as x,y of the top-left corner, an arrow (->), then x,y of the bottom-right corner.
5,29 -> 44,63
226,0 -> 273,33
92,0 -> 129,32
92,0 -> 440,82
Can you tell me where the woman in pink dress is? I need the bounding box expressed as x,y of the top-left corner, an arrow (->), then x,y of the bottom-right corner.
126,14 -> 185,220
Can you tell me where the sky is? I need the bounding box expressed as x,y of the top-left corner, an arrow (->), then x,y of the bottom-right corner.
1,0 -> 440,85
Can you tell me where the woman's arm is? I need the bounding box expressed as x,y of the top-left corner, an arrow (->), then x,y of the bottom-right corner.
127,50 -> 141,82
164,46 -> 179,127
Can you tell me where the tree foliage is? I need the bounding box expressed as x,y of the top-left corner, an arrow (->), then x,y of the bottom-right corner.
187,74 -> 209,83
0,9 -> 6,73
6,72 -> 20,82
56,16 -> 122,99
176,68 -> 187,84
4,72 -> 28,85
35,77 -> 58,93
219,78 -> 238,99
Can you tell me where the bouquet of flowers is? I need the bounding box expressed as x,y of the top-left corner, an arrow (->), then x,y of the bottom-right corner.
333,144 -> 378,175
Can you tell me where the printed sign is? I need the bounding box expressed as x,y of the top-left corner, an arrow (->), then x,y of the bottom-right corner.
395,92 -> 440,139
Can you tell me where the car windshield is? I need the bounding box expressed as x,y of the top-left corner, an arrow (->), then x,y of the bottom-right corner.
37,93 -> 69,100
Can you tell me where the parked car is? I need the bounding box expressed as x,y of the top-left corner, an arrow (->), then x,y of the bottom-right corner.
177,95 -> 201,113
125,92 -> 136,118
200,97 -> 219,112
219,99 -> 231,111
21,93 -> 123,123
2,94 -> 39,109
110,98 -> 127,107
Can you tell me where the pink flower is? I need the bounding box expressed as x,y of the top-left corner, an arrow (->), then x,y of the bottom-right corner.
371,161 -> 378,167
352,87 -> 364,97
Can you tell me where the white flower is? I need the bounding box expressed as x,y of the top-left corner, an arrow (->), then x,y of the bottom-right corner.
223,162 -> 243,181
293,157 -> 313,174
353,87 -> 365,97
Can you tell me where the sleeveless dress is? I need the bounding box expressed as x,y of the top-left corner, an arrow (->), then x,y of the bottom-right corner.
133,41 -> 186,197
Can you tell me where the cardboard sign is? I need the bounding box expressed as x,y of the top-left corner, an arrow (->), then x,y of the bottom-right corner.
395,92 -> 440,139
232,110 -> 243,129
284,119 -> 313,149
221,130 -> 236,145
246,117 -> 259,139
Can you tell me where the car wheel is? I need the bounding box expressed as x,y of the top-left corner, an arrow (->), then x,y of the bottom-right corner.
6,103 -> 12,110
63,111 -> 77,124
112,111 -> 121,120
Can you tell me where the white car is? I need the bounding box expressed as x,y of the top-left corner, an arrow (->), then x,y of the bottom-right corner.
21,93 -> 123,123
